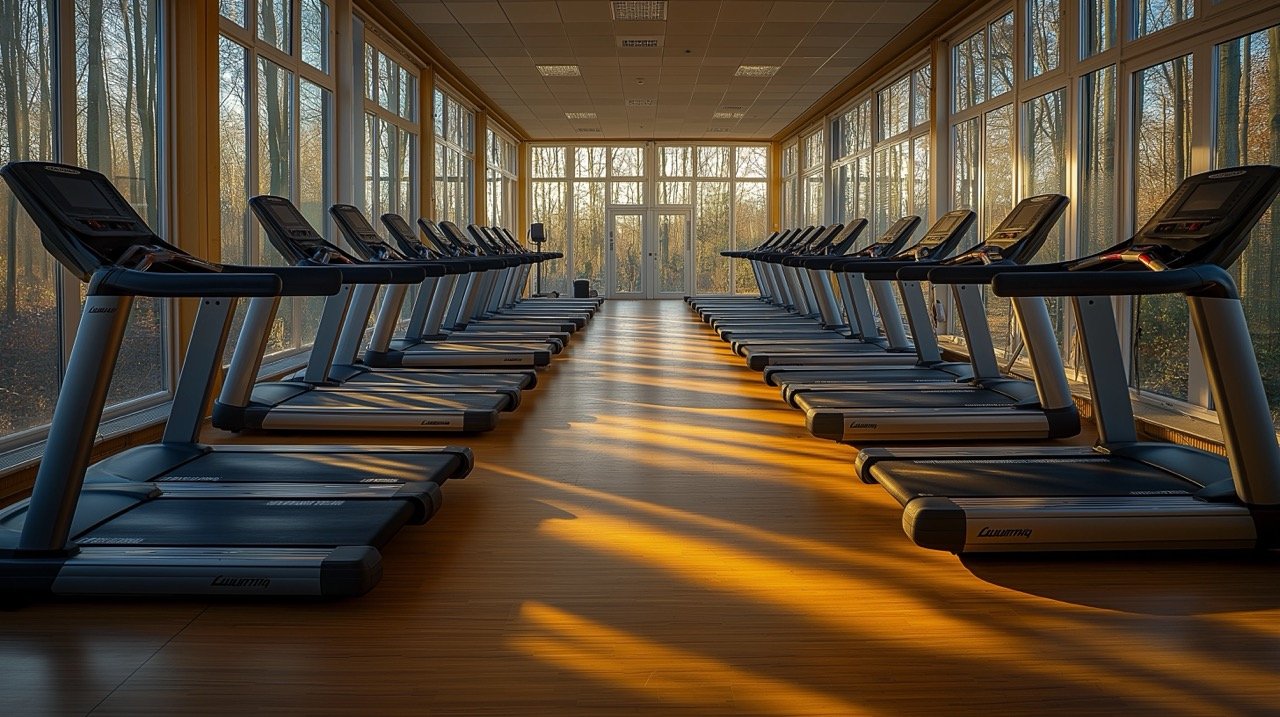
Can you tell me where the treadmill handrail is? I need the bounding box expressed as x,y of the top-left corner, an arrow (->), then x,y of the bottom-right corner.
87,266 -> 285,298
920,262 -> 1064,285
993,265 -> 1238,299
220,264 -> 346,297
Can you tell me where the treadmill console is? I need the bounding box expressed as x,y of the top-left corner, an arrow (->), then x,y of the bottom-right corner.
826,219 -> 868,255
861,216 -> 921,258
1132,166 -> 1280,268
379,213 -> 432,260
899,209 -> 977,261
985,194 -> 1068,251
0,162 -> 163,279
249,195 -> 355,265
329,204 -> 404,262
438,221 -> 483,254
418,219 -> 468,256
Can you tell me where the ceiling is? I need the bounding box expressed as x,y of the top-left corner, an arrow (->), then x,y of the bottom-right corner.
391,0 -> 940,140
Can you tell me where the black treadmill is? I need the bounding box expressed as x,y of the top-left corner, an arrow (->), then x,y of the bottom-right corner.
208,196 -> 517,433
791,195 -> 1080,443
763,209 -> 978,395
858,165 -> 1280,553
0,161 -> 469,597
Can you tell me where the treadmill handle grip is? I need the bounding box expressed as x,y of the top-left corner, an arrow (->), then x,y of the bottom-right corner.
993,265 -> 1238,299
924,262 -> 1063,285
222,264 -> 344,296
88,266 -> 283,298
835,259 -> 917,280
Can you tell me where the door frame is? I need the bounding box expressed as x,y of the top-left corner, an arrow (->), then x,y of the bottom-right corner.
605,208 -> 693,298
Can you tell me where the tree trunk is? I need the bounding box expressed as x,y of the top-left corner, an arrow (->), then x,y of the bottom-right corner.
85,0 -> 112,172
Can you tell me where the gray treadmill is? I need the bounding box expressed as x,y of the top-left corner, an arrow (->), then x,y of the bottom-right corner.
857,165 -> 1280,553
763,209 -> 978,394
719,216 -> 921,347
320,203 -> 538,391
0,161 -> 469,597
210,196 -> 516,433
792,194 -> 1079,442
355,215 -> 556,369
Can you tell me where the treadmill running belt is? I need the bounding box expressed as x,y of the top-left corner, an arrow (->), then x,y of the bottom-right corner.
156,451 -> 465,484
269,390 -> 511,412
78,498 -> 416,548
870,456 -> 1197,506
796,388 -> 1018,410
777,367 -> 966,385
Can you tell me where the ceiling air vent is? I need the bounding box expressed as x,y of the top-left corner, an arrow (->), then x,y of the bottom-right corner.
619,37 -> 663,48
707,128 -> 731,133
565,112 -> 598,120
611,1 -> 667,21
735,65 -> 780,78
721,105 -> 747,111
537,64 -> 581,77
712,111 -> 745,120
625,99 -> 656,107
576,127 -> 603,133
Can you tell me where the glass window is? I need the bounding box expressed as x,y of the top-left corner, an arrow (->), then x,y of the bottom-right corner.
532,146 -> 566,178
911,66 -> 931,128
433,87 -> 473,224
220,0 -> 246,25
1027,0 -> 1060,78
77,0 -> 166,408
952,118 -> 979,213
1216,27 -> 1280,422
1024,90 -> 1068,355
219,37 -> 250,266
734,180 -> 768,293
697,146 -> 731,177
257,0 -> 290,54
989,13 -> 1015,97
879,75 -> 911,140
301,0 -> 329,72
1132,55 -> 1194,402
695,181 -> 732,294
485,129 -> 518,228
984,104 -> 1016,356
0,1 -> 58,439
874,141 -> 910,236
531,179 -> 569,292
954,28 -> 987,112
1081,65 -> 1117,257
611,147 -> 644,177
661,146 -> 692,177
736,146 -> 768,178
1083,0 -> 1115,56
801,131 -> 824,170
1135,0 -> 1193,38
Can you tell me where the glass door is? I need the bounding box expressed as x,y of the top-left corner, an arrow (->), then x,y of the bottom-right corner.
607,210 -> 646,297
652,209 -> 691,298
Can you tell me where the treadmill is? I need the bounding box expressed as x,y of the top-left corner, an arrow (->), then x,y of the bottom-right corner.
430,220 -> 588,332
706,223 -> 864,331
857,165 -> 1280,553
210,196 -> 516,433
0,161 -> 469,597
722,216 -> 921,348
355,215 -> 555,369
763,209 -> 978,394
792,194 -> 1079,442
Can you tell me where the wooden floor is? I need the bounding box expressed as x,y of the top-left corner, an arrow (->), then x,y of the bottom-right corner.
4,299 -> 1280,716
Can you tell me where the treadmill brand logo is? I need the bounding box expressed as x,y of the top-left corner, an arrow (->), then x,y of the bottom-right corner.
421,420 -> 454,426
848,422 -> 878,430
212,576 -> 271,589
503,358 -> 524,362
977,527 -> 1033,539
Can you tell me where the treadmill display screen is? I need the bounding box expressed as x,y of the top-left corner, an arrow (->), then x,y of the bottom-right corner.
48,174 -> 118,214
1176,180 -> 1241,214
1004,200 -> 1048,230
268,201 -> 316,235
934,212 -> 965,233
384,215 -> 413,238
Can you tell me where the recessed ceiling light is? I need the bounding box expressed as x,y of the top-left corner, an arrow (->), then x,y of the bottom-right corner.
721,105 -> 747,111
707,128 -> 731,133
611,1 -> 667,21
735,65 -> 780,78
565,112 -> 598,120
537,64 -> 581,77
618,37 -> 663,48
712,111 -> 745,120
625,99 -> 656,107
